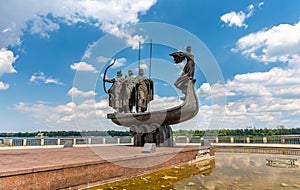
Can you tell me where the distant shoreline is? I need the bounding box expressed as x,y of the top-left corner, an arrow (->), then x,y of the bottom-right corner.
1,128 -> 300,138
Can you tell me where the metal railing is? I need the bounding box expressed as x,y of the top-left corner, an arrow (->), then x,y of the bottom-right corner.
1,135 -> 300,147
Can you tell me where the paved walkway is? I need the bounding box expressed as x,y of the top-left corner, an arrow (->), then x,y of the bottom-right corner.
0,145 -> 200,175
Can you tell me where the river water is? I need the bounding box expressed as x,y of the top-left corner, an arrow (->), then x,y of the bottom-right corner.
175,153 -> 300,190
89,152 -> 300,190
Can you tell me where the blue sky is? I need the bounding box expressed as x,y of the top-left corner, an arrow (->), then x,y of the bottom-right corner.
1,0 -> 300,132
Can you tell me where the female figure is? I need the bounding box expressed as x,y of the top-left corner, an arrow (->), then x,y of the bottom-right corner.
170,45 -> 195,99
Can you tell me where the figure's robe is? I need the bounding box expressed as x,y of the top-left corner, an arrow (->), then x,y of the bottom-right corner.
170,51 -> 195,94
135,75 -> 154,111
124,75 -> 136,111
107,77 -> 126,111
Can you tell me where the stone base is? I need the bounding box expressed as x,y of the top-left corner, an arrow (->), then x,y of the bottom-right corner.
130,125 -> 173,147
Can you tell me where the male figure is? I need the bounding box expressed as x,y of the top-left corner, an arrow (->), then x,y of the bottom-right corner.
105,70 -> 125,113
170,45 -> 195,99
124,70 -> 136,113
135,69 -> 154,113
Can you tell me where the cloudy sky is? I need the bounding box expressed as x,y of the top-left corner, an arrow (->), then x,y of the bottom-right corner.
1,0 -> 300,132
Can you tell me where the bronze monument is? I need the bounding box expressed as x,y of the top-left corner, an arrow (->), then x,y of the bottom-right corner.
124,70 -> 136,113
104,44 -> 198,146
135,68 -> 154,113
105,70 -> 126,113
170,45 -> 195,100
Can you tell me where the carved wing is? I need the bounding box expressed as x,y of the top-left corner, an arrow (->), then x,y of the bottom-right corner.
169,52 -> 185,64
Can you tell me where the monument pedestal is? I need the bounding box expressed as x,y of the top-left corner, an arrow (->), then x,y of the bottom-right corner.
130,125 -> 173,147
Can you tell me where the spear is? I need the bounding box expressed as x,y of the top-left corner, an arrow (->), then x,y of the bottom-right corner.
138,40 -> 141,70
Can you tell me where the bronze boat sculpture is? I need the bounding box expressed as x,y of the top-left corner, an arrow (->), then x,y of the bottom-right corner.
104,44 -> 199,146
107,79 -> 198,126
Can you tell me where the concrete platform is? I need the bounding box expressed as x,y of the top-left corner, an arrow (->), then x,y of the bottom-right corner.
212,143 -> 300,148
0,145 -> 213,189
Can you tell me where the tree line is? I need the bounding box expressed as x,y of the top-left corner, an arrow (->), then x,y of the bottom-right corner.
1,128 -> 300,138
173,128 -> 300,137
0,130 -> 131,137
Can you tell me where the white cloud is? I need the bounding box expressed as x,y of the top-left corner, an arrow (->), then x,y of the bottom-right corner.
14,98 -> 115,130
199,82 -> 235,100
16,81 -> 298,130
234,21 -> 300,65
224,18 -> 300,128
14,101 -> 76,126
140,63 -> 148,70
97,56 -> 110,63
134,62 -> 148,72
29,72 -> 63,85
14,95 -> 182,130
0,81 -> 9,90
67,87 -> 96,98
0,48 -> 18,76
226,67 -> 300,98
99,73 -> 104,79
28,16 -> 60,38
258,2 -> 264,8
220,4 -> 254,28
149,95 -> 181,111
82,41 -> 97,59
111,57 -> 127,68
199,66 -> 300,128
70,61 -> 98,73
0,0 -> 157,48
2,27 -> 12,33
